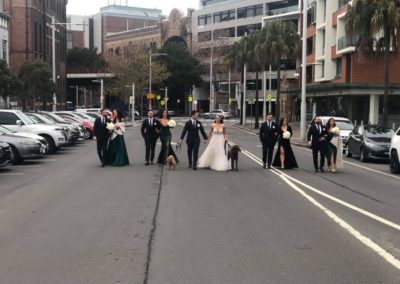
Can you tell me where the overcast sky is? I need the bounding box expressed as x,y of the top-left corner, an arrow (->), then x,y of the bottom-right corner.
67,0 -> 199,16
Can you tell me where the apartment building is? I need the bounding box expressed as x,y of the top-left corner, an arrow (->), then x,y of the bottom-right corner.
303,0 -> 400,125
0,0 -> 9,64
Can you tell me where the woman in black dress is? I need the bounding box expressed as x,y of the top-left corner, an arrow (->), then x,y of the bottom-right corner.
105,109 -> 130,166
272,117 -> 298,169
157,110 -> 179,165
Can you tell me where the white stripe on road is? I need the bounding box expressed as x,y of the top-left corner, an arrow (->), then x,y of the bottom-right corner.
11,165 -> 42,169
233,145 -> 400,270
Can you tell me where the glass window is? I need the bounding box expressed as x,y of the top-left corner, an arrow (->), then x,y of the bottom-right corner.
198,14 -> 212,26
336,58 -> 342,78
0,112 -> 19,125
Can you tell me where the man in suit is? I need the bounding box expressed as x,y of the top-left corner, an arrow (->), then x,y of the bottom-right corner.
259,113 -> 279,169
141,111 -> 160,165
307,116 -> 328,172
93,108 -> 110,167
179,111 -> 208,170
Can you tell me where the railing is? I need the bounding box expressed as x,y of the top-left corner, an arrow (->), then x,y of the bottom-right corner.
266,5 -> 299,16
337,36 -> 356,50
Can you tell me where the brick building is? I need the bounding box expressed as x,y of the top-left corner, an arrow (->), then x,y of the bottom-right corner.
4,0 -> 68,108
0,0 -> 10,64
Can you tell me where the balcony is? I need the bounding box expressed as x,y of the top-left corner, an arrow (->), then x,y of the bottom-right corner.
337,36 -> 356,54
266,5 -> 299,16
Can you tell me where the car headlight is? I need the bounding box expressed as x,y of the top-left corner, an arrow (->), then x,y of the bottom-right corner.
365,141 -> 379,149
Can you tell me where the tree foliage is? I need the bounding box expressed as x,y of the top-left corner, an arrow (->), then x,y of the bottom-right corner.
0,60 -> 20,102
67,47 -> 107,69
18,60 -> 56,110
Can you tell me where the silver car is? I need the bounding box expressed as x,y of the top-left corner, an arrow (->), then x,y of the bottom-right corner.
202,109 -> 232,119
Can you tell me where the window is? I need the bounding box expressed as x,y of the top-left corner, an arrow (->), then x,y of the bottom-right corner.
1,40 -> 6,61
213,9 -> 235,23
0,112 -> 19,125
237,24 -> 262,37
321,61 -> 325,78
198,14 -> 212,26
214,27 -> 235,38
336,58 -> 342,78
237,5 -> 263,19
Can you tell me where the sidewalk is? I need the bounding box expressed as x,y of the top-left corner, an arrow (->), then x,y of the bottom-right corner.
234,121 -> 309,148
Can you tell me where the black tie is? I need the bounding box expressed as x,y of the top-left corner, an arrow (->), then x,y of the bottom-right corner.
318,125 -> 321,133
193,121 -> 196,127
268,122 -> 271,129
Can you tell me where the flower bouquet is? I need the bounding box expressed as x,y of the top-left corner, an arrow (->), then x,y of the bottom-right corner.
168,120 -> 177,128
331,127 -> 340,135
106,122 -> 115,131
283,131 -> 291,139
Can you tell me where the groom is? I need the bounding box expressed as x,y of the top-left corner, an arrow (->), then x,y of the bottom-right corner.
259,113 -> 278,169
179,111 -> 208,170
93,108 -> 110,167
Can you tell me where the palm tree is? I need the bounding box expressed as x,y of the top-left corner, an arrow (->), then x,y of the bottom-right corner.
346,0 -> 400,125
260,21 -> 299,122
224,39 -> 247,124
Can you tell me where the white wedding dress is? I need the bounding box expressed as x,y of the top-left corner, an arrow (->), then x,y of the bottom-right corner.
197,125 -> 230,171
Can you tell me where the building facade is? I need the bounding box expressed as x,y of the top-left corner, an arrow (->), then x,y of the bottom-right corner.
4,0 -> 68,108
0,0 -> 9,64
300,0 -> 400,126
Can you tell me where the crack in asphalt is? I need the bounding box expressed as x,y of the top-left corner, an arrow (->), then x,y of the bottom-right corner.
143,165 -> 164,284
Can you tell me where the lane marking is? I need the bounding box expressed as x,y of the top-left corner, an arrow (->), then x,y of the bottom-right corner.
239,146 -> 400,232
11,165 -> 42,169
231,143 -> 400,270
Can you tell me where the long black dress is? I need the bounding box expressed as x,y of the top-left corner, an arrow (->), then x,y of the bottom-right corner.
272,126 -> 298,169
105,120 -> 130,167
157,123 -> 179,164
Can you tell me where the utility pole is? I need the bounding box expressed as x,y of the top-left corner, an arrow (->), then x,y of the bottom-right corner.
300,0 -> 308,141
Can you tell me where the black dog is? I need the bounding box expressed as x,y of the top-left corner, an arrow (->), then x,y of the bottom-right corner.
228,144 -> 242,171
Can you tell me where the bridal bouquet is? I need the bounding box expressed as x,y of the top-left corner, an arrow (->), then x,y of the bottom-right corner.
106,122 -> 115,131
283,131 -> 291,139
168,120 -> 177,128
331,127 -> 340,135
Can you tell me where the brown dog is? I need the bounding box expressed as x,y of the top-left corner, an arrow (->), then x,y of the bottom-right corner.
166,155 -> 176,170
228,145 -> 242,171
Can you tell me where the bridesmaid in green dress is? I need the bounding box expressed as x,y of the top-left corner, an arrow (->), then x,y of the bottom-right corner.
105,109 -> 130,166
157,110 -> 179,165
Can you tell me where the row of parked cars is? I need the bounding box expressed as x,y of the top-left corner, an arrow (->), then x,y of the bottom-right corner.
315,116 -> 400,174
0,109 -> 101,167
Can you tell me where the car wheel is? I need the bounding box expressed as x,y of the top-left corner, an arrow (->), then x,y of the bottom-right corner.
84,130 -> 90,139
41,135 -> 56,154
389,151 -> 400,174
10,145 -> 21,164
204,115 -> 209,119
86,129 -> 93,139
359,148 -> 368,162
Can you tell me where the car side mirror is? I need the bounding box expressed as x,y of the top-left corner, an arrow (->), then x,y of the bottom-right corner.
355,134 -> 362,139
16,120 -> 23,126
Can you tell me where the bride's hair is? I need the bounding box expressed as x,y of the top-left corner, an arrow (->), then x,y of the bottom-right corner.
214,115 -> 224,124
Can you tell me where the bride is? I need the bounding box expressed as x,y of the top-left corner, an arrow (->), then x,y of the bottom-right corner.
197,115 -> 230,171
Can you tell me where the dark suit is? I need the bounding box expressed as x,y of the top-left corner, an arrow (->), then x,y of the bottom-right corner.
93,116 -> 110,165
307,123 -> 327,170
259,120 -> 279,167
180,119 -> 208,168
141,118 -> 160,163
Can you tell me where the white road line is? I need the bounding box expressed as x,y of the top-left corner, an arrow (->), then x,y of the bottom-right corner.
232,126 -> 258,136
292,145 -> 400,182
11,165 -> 42,169
239,146 -> 400,232
39,159 -> 57,162
236,146 -> 400,270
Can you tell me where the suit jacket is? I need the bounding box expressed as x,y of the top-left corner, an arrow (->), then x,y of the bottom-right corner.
93,116 -> 110,139
259,121 -> 279,143
307,124 -> 328,147
180,119 -> 208,143
141,118 -> 160,139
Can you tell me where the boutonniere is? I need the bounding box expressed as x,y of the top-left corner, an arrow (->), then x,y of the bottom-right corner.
272,126 -> 275,129
153,123 -> 157,126
197,124 -> 200,128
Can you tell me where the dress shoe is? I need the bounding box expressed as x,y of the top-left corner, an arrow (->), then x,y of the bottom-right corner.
145,162 -> 150,165
263,163 -> 266,169
319,167 -> 324,173
193,166 -> 197,170
189,164 -> 192,168
150,161 -> 154,165
268,165 -> 272,169
101,163 -> 105,168
315,169 -> 318,173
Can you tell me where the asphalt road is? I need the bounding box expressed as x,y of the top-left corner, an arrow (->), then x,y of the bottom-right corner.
0,118 -> 400,284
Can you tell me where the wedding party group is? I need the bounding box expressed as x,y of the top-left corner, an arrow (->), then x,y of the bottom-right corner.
93,108 -> 344,174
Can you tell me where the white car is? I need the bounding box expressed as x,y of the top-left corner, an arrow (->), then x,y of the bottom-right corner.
202,109 -> 232,119
389,127 -> 400,174
0,110 -> 67,153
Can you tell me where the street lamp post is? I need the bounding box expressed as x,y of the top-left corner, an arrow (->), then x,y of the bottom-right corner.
210,30 -> 214,112
160,87 -> 168,110
300,0 -> 308,141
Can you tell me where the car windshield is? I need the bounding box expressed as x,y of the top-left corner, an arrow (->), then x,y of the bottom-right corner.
42,113 -> 67,123
335,121 -> 354,130
16,110 -> 35,125
365,126 -> 394,138
34,114 -> 54,124
28,115 -> 40,123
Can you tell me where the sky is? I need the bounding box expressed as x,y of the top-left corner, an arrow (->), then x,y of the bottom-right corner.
67,0 -> 199,16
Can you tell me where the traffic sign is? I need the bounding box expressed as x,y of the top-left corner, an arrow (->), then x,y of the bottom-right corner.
156,95 -> 161,100
160,100 -> 165,106
188,96 -> 193,102
267,94 -> 273,101
147,93 -> 156,99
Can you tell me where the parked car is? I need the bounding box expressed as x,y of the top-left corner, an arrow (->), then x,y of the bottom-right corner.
0,128 -> 45,164
0,125 -> 48,150
202,109 -> 232,119
167,110 -> 176,117
55,111 -> 95,123
75,108 -> 101,113
38,111 -> 86,141
389,127 -> 400,173
84,112 -> 101,119
347,124 -> 394,162
310,116 -> 354,151
0,110 -> 67,153
0,141 -> 12,168
56,114 -> 94,139
26,113 -> 73,144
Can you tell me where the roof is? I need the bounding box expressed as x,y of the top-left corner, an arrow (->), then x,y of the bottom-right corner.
99,5 -> 161,20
